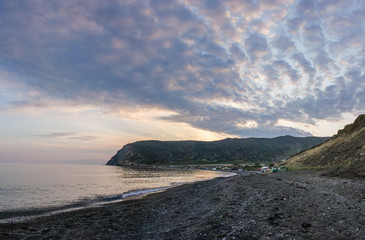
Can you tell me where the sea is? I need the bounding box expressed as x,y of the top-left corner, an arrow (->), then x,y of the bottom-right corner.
0,162 -> 234,222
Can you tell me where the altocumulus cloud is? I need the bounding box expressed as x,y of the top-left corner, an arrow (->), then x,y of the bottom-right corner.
1,0 -> 365,137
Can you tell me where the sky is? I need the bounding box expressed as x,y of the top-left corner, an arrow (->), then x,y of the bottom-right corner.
0,0 -> 364,164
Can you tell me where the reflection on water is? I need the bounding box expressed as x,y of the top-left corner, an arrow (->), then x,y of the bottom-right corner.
0,162 -> 233,214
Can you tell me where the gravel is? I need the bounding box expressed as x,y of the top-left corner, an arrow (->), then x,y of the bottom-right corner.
1,171 -> 365,239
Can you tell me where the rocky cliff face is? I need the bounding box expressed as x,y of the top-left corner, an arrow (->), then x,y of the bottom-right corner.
106,144 -> 135,166
106,136 -> 328,166
283,114 -> 365,177
335,114 -> 365,137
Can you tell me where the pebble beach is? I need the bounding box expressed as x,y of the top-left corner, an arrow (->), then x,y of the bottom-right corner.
1,171 -> 365,240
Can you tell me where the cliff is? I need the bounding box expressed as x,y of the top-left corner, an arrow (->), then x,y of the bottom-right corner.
283,114 -> 365,177
106,136 -> 328,166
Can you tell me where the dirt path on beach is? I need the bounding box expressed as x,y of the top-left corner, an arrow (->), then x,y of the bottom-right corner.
1,171 -> 365,239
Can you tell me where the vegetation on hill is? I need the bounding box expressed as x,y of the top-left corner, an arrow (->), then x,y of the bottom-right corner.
106,136 -> 328,166
282,114 -> 365,177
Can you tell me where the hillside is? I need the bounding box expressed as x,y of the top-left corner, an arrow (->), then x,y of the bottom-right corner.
282,114 -> 365,177
106,136 -> 328,166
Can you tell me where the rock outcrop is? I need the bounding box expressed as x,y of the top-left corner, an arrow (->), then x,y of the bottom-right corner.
106,136 -> 328,166
283,114 -> 365,177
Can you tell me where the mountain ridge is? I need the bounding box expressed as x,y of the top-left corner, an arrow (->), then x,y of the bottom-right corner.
106,136 -> 328,166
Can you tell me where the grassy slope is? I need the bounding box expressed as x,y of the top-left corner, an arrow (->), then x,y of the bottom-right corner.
283,115 -> 365,177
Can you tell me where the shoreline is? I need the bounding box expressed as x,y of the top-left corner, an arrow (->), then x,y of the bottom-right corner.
0,169 -> 235,224
1,171 -> 365,239
0,186 -> 171,224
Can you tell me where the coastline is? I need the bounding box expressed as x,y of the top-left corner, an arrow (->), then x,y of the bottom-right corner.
0,167 -> 235,224
0,186 -> 171,224
1,171 -> 365,239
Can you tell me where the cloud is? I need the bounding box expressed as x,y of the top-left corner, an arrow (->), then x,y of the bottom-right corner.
272,60 -> 299,82
286,17 -> 305,35
35,132 -> 98,141
244,34 -> 271,63
230,43 -> 247,64
317,0 -> 351,14
36,132 -> 76,138
1,0 -> 365,139
272,36 -> 296,54
296,0 -> 320,18
291,53 -> 316,79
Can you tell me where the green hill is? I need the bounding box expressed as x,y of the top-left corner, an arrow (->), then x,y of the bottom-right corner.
282,114 -> 365,177
106,136 -> 328,166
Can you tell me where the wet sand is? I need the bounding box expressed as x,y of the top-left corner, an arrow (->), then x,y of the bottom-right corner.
1,171 -> 365,239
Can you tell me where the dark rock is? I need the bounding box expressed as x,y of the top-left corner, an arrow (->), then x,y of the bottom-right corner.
302,223 -> 312,229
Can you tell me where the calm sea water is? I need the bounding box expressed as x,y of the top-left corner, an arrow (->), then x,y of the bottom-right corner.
0,162 -> 233,222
